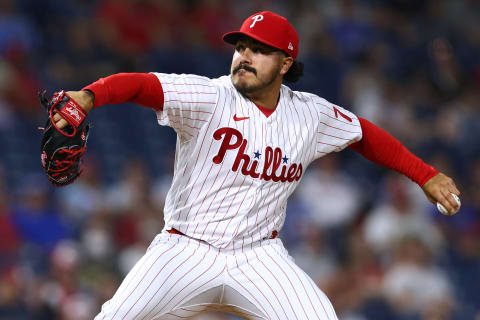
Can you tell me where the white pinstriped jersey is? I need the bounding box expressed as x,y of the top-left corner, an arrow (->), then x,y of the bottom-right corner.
153,73 -> 362,249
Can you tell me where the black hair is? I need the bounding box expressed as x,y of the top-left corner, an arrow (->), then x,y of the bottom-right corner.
283,60 -> 304,83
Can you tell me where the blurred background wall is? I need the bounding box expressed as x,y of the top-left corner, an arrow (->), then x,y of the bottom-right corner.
0,0 -> 479,319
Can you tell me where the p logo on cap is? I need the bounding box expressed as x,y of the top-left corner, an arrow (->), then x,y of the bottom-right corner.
250,14 -> 264,28
223,11 -> 299,60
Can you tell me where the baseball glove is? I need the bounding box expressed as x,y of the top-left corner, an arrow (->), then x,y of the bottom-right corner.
38,90 -> 90,186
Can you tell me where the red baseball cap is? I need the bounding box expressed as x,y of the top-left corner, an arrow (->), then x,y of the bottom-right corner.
223,11 -> 299,60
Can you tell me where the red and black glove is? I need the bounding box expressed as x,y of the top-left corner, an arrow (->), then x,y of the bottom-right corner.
38,90 -> 91,186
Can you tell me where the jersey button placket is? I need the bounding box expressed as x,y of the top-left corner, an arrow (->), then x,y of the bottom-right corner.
265,118 -> 274,146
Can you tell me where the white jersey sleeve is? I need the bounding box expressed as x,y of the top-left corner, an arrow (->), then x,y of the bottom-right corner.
152,73 -> 218,140
309,95 -> 363,160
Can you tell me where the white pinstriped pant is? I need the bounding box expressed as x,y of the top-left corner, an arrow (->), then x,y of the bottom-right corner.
95,232 -> 338,320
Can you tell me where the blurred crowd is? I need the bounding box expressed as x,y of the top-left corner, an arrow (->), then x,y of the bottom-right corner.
0,0 -> 479,319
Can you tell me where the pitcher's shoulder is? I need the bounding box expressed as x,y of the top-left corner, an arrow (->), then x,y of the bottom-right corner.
211,75 -> 234,88
282,85 -> 328,106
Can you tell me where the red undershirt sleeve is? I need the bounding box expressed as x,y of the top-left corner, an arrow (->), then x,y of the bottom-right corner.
348,117 -> 438,187
82,73 -> 164,110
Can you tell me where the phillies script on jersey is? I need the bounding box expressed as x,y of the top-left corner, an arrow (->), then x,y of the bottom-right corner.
213,127 -> 303,182
153,72 -> 362,249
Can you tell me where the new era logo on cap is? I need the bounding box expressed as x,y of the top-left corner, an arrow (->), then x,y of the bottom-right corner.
223,11 -> 299,60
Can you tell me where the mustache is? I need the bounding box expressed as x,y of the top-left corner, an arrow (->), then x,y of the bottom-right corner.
233,64 -> 257,76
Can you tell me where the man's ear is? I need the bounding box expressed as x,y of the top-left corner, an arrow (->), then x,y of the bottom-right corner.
280,56 -> 294,75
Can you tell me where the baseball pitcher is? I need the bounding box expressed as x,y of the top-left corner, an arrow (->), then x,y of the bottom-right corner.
44,11 -> 460,320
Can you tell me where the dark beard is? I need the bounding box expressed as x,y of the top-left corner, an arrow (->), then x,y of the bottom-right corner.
232,65 -> 280,95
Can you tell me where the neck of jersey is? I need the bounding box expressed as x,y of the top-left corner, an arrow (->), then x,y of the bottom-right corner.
254,102 -> 277,117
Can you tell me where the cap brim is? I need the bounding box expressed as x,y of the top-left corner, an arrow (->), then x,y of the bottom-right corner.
222,31 -> 288,55
222,31 -> 245,45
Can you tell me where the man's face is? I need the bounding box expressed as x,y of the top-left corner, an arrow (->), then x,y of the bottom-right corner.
230,37 -> 287,95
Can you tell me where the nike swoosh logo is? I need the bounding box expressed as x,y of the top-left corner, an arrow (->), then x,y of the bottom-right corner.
233,114 -> 250,121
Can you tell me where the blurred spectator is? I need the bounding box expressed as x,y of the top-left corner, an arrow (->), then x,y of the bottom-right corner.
341,44 -> 389,125
382,236 -> 454,317
81,213 -> 114,263
104,158 -> 151,212
323,229 -> 392,320
363,174 -> 444,256
1,48 -> 42,117
297,154 -> 362,229
103,158 -> 163,276
0,58 -> 15,130
0,0 -> 42,117
0,0 -> 38,55
56,156 -> 105,222
0,167 -> 19,265
327,0 -> 375,61
11,175 -> 72,253
427,37 -> 466,101
289,223 -> 337,285
95,0 -> 166,55
60,292 -> 97,320
188,0 -> 238,50
0,267 -> 27,319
